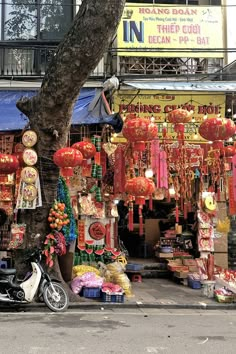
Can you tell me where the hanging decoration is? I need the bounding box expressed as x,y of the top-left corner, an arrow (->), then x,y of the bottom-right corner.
53,147 -> 83,177
122,113 -> 158,151
42,231 -> 67,267
72,140 -> 96,160
199,117 -> 235,142
57,176 -> 78,243
125,176 -> 155,235
0,154 -> 19,174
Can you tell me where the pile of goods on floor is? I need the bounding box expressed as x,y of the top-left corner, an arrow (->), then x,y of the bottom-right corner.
70,257 -> 133,303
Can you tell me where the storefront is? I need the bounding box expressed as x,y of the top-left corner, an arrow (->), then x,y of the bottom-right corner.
1,83 -> 236,303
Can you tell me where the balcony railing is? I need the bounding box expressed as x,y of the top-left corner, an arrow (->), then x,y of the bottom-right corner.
0,43 -> 224,80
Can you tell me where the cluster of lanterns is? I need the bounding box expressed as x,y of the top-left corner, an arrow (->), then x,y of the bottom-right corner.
53,140 -> 96,177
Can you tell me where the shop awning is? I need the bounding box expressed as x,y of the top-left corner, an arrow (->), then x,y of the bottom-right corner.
0,88 -> 96,132
123,80 -> 236,92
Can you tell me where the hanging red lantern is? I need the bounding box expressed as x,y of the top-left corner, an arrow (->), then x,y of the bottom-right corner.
53,147 -> 83,177
0,154 -> 19,174
167,109 -> 192,124
122,114 -> 158,151
72,141 -> 96,159
199,117 -> 235,141
224,145 -> 235,157
125,177 -> 155,204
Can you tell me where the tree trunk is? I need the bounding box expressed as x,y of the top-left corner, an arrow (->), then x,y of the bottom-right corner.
14,0 -> 125,291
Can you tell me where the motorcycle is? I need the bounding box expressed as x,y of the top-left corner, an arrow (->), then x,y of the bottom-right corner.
0,249 -> 69,312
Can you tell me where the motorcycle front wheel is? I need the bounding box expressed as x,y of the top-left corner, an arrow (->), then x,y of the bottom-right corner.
43,282 -> 69,312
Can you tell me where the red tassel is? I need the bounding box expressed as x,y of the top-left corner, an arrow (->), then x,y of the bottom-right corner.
184,202 -> 187,219
175,205 -> 179,223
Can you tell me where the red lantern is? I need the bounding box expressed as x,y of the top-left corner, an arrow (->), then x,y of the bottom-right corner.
53,147 -> 83,177
167,109 -> 192,124
224,145 -> 235,157
125,177 -> 155,204
0,154 -> 19,174
199,117 -> 235,141
122,114 -> 158,151
72,141 -> 96,159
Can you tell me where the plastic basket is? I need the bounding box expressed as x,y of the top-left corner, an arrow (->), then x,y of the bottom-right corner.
82,287 -> 101,298
187,277 -> 201,289
101,291 -> 124,303
126,263 -> 144,271
215,294 -> 235,303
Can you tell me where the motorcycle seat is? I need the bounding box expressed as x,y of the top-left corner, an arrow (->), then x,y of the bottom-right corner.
0,268 -> 16,275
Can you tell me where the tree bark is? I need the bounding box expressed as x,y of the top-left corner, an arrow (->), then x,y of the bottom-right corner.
14,0 -> 125,290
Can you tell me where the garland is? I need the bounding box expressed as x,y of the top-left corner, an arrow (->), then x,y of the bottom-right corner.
57,176 -> 78,244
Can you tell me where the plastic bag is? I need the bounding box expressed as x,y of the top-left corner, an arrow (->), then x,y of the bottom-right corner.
72,265 -> 100,279
71,272 -> 103,294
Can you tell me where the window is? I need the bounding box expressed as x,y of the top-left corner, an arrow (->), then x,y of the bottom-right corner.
40,0 -> 73,40
126,1 -> 221,4
4,1 -> 37,40
3,0 -> 73,41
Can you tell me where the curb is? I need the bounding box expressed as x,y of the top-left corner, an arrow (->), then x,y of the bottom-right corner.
1,301 -> 236,311
10,301 -> 236,311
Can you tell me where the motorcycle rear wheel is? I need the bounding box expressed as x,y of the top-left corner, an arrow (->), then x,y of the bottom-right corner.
43,282 -> 69,312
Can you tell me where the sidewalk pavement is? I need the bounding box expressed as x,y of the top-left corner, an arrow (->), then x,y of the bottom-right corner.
68,278 -> 236,310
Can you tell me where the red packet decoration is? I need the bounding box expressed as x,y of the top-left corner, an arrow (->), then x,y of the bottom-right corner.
77,219 -> 85,248
228,176 -> 236,215
8,223 -> 26,249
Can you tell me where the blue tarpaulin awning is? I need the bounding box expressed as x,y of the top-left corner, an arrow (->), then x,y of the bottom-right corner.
0,88 -> 97,131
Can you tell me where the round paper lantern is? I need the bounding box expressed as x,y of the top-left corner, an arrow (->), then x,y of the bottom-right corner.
72,141 -> 96,159
224,145 -> 235,157
53,147 -> 83,177
125,177 -> 155,204
167,109 -> 192,124
199,117 -> 235,141
122,114 -> 158,151
0,154 -> 19,174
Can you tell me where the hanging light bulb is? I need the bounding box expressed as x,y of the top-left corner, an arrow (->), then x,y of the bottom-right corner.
192,117 -> 196,123
193,133 -> 198,139
150,115 -> 155,123
233,114 -> 236,118
145,168 -> 154,178
228,137 -> 233,142
227,108 -> 232,113
203,114 -> 208,120
163,121 -> 167,127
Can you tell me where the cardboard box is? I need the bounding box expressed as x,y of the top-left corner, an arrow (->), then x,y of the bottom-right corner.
183,259 -> 196,266
188,266 -> 198,273
214,232 -> 228,253
155,252 -> 173,259
214,252 -> 228,269
174,271 -> 189,278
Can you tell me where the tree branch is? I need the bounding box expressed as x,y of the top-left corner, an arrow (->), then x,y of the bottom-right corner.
39,0 -> 125,109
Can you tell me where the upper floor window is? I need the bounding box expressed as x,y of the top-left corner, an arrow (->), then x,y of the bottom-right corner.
126,1 -> 221,4
4,0 -> 73,41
